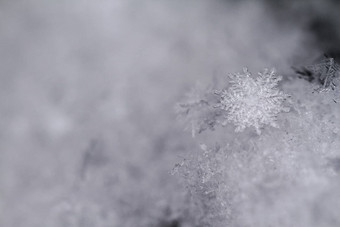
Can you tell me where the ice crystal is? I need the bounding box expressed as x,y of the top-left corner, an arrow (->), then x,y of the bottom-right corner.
294,57 -> 340,90
216,68 -> 289,134
172,144 -> 233,227
176,83 -> 221,137
306,57 -> 340,89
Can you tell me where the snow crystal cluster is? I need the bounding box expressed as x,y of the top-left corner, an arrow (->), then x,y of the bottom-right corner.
175,64 -> 340,227
177,68 -> 290,135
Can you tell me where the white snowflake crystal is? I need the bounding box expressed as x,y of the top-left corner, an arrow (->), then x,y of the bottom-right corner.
307,57 -> 340,89
216,68 -> 289,134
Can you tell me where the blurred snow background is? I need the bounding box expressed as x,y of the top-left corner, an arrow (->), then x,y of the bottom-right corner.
0,0 -> 339,226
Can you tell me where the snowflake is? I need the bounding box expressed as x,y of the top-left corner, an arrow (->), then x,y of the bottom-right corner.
176,83 -> 221,137
215,68 -> 289,134
294,57 -> 340,90
306,57 -> 340,89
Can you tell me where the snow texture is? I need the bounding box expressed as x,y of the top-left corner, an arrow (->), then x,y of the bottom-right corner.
2,1 -> 340,227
